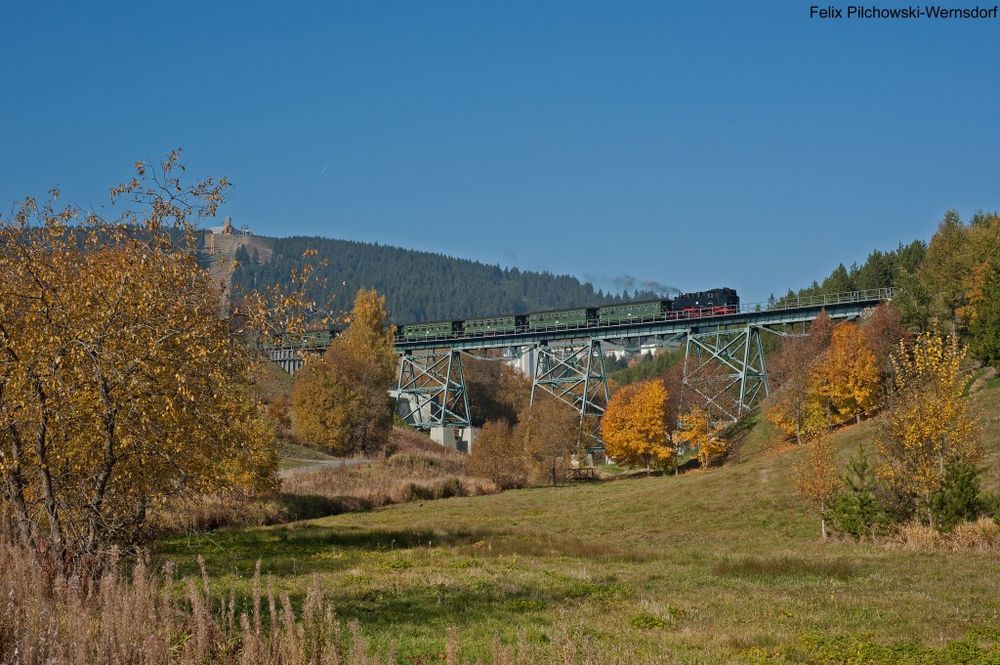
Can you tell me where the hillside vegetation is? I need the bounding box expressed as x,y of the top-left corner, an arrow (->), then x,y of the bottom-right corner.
230,235 -> 662,323
157,387 -> 1000,664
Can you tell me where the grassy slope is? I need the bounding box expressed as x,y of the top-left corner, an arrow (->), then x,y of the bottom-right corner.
159,388 -> 1000,663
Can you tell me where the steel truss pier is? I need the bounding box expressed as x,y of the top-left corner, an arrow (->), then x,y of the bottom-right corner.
395,351 -> 471,429
531,340 -> 610,446
682,325 -> 769,422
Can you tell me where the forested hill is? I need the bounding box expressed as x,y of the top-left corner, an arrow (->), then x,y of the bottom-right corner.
230,235 -> 656,323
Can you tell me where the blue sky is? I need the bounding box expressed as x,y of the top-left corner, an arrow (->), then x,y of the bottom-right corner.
2,1 -> 997,303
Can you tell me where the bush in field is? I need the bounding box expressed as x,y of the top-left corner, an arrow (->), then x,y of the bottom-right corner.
467,420 -> 528,489
517,397 -> 580,486
876,331 -> 980,522
794,436 -> 841,539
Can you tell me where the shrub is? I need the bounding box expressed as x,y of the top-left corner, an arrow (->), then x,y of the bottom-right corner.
467,420 -> 528,489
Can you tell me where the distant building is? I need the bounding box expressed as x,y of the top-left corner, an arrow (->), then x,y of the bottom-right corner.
208,216 -> 249,235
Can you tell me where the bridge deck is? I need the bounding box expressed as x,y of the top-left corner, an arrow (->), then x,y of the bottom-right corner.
395,288 -> 893,353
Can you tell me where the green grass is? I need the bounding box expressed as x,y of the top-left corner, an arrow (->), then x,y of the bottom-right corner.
278,439 -> 337,462
158,388 -> 1000,663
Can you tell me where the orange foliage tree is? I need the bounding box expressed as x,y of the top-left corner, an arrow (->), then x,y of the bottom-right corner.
765,311 -> 833,443
811,323 -> 881,425
600,380 -> 672,469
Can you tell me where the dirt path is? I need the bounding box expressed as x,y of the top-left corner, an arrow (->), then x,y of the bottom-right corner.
278,457 -> 368,478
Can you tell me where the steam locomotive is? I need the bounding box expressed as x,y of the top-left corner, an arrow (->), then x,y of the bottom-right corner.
399,287 -> 739,341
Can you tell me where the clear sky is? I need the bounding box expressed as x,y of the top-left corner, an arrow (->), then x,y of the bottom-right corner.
2,1 -> 997,303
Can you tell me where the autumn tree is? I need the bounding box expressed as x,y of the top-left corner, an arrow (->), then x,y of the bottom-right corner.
517,396 -> 579,485
464,355 -> 531,427
862,303 -> 910,397
966,260 -> 1000,369
675,406 -> 726,469
905,210 -> 1000,338
0,155 -> 276,567
876,331 -> 980,524
794,436 -> 841,538
467,420 -> 527,489
765,310 -> 833,443
600,380 -> 672,470
291,289 -> 396,455
811,323 -> 881,425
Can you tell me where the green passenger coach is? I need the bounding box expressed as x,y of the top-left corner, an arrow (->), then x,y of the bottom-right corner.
463,315 -> 519,335
527,307 -> 594,330
597,299 -> 667,324
401,320 -> 458,340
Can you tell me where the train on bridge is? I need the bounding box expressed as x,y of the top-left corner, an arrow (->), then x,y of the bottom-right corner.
397,287 -> 739,341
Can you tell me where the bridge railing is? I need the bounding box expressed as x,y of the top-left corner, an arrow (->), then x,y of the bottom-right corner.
392,287 -> 895,346
745,287 -> 895,314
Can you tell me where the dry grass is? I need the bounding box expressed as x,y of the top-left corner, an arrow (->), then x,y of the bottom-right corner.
885,517 -> 1000,552
0,541 -> 380,665
0,540 -> 669,665
155,429 -> 499,536
281,429 -> 498,511
154,494 -> 291,533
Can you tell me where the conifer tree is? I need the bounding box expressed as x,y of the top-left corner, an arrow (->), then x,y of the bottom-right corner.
827,447 -> 886,539
928,458 -> 985,533
966,261 -> 1000,368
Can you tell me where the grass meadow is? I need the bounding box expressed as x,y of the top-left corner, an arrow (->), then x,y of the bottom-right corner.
154,388 -> 1000,663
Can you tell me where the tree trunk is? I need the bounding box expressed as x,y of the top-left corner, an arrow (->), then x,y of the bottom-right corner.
33,379 -> 64,559
821,517 -> 828,539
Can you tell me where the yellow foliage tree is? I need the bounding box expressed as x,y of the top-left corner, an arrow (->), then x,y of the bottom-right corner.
291,289 -> 396,455
600,380 -> 672,469
794,436 -> 841,538
0,155 -> 275,566
811,323 -> 882,425
675,406 -> 727,469
876,331 -> 980,515
765,388 -> 826,442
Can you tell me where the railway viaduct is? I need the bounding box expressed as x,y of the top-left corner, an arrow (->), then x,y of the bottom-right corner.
266,288 -> 894,451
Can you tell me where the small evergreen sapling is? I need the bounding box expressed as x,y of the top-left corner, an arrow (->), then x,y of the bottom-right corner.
827,446 -> 887,539
928,458 -> 986,532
